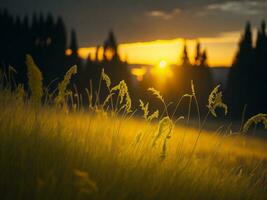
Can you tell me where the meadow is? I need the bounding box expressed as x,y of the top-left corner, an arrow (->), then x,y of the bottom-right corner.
0,55 -> 267,200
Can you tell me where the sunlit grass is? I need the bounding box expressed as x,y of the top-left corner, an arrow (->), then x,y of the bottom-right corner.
0,57 -> 267,200
0,93 -> 267,200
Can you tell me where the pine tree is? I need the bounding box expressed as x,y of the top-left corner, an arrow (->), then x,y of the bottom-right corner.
181,40 -> 190,66
200,49 -> 208,67
103,30 -> 119,61
233,21 -> 253,69
55,17 -> 67,54
227,21 -> 259,117
261,20 -> 266,51
254,20 -> 267,113
194,40 -> 201,66
70,29 -> 78,56
45,13 -> 54,47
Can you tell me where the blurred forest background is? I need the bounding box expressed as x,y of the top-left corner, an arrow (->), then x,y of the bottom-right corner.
0,9 -> 267,119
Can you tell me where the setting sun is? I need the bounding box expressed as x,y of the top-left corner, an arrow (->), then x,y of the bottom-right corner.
158,60 -> 167,69
150,59 -> 173,86
76,32 -> 240,67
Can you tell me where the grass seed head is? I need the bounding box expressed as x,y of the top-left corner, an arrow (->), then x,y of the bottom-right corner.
153,116 -> 173,146
15,84 -> 25,102
111,80 -> 132,113
26,54 -> 43,105
243,113 -> 267,133
125,93 -> 132,113
148,87 -> 164,103
207,85 -> 228,117
148,110 -> 159,122
139,99 -> 149,119
101,69 -> 111,89
111,80 -> 128,104
55,65 -> 77,107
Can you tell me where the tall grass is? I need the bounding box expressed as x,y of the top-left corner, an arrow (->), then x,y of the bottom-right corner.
26,54 -> 43,105
0,55 -> 267,200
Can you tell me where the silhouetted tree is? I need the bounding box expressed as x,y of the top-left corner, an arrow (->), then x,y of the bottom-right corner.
252,20 -> 267,114
233,22 -> 253,69
53,16 -> 67,75
227,21 -> 267,118
255,21 -> 266,70
171,40 -> 213,115
200,49 -> 208,67
66,28 -> 82,88
70,29 -> 78,56
55,17 -> 67,54
194,41 -> 209,67
103,30 -> 119,61
181,40 -> 190,66
0,10 -> 70,87
194,41 -> 201,66
95,45 -> 100,62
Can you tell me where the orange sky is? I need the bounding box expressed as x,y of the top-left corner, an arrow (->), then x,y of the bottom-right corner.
77,31 -> 242,67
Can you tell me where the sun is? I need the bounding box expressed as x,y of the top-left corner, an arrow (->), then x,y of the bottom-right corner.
158,60 -> 167,69
151,59 -> 173,86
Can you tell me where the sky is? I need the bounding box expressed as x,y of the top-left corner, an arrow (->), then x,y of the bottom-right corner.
78,32 -> 240,66
1,0 -> 267,66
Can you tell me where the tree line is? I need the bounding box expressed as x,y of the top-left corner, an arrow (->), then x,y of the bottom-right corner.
0,9 -> 129,91
0,9 -> 70,85
227,21 -> 267,118
0,9 -> 266,118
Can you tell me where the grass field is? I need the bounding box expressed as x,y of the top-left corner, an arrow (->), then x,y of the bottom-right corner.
0,57 -> 267,200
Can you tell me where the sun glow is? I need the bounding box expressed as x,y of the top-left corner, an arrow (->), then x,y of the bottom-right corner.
158,60 -> 167,69
131,67 -> 147,81
75,31 -> 240,67
150,60 -> 173,86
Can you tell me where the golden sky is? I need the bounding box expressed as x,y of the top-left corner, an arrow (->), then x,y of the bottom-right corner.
77,31 -> 241,67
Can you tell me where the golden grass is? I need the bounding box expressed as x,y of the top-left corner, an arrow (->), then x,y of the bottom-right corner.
0,92 -> 267,200
0,55 -> 267,199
